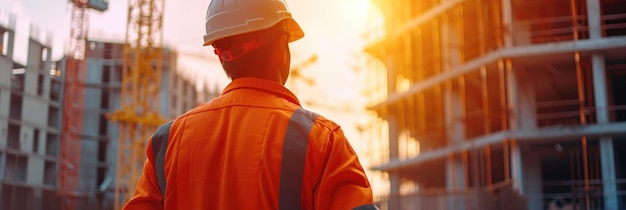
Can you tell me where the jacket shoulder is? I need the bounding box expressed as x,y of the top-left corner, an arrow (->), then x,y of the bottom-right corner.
294,108 -> 340,133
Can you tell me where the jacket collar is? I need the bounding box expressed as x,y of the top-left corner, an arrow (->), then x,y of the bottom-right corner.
222,77 -> 301,106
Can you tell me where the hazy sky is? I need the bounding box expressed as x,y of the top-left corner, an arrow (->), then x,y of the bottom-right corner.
0,0 -> 381,155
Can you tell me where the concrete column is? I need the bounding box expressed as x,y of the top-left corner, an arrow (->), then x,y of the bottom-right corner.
26,157 -> 44,186
600,139 -> 618,208
523,146 -> 543,210
446,154 -> 466,188
389,172 -> 401,210
7,30 -> 14,60
444,77 -> 466,209
33,189 -> 42,210
440,14 -> 461,69
387,113 -> 400,209
515,69 -> 537,130
443,79 -> 465,181
445,85 -> 465,144
500,0 -> 514,47
592,55 -> 610,124
0,152 -> 5,210
388,114 -> 399,162
510,142 -> 524,194
386,56 -> 397,95
0,28 -> 16,60
446,154 -> 466,210
585,0 -> 603,39
385,46 -> 401,210
591,54 -> 619,209
0,31 -> 4,56
506,60 -> 525,194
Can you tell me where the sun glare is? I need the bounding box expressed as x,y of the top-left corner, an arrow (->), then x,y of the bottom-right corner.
343,0 -> 372,21
333,0 -> 385,47
336,0 -> 375,37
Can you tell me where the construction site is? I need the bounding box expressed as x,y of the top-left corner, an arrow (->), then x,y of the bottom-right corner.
362,0 -> 626,209
0,0 -> 221,209
2,0 -> 626,209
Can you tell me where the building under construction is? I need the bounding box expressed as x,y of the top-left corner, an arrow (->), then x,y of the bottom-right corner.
0,14 -> 211,208
0,15 -> 63,210
364,0 -> 626,209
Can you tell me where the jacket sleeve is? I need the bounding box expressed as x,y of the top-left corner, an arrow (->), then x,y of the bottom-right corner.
122,138 -> 164,210
313,128 -> 378,210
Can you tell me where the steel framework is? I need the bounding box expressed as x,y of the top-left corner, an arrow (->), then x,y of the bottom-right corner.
110,0 -> 167,209
365,0 -> 626,209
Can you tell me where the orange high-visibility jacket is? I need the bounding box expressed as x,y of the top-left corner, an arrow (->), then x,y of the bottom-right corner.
124,78 -> 377,210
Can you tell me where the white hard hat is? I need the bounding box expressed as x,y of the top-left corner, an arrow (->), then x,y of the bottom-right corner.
203,0 -> 304,46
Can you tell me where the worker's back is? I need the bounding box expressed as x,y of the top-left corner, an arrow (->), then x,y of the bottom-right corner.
167,78 -> 308,209
128,78 -> 375,210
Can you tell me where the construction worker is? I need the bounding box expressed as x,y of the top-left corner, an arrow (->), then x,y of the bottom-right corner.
123,0 -> 377,209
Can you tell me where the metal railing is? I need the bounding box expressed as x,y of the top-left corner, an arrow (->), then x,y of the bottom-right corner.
375,179 -> 626,210
515,16 -> 589,45
603,13 -> 626,37
535,178 -> 626,210
375,182 -> 527,210
536,98 -> 626,127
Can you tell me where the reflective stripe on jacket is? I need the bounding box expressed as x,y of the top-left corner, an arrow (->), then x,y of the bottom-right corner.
123,78 -> 377,210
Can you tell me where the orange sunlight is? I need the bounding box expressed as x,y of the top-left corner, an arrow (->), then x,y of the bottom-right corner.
285,0 -> 389,198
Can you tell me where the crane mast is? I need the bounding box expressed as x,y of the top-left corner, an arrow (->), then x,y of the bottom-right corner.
110,0 -> 167,208
60,1 -> 89,209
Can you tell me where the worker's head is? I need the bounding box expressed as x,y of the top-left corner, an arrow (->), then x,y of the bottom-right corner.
203,0 -> 304,85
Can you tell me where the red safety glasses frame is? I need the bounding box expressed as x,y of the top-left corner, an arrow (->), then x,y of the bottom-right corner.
213,37 -> 264,61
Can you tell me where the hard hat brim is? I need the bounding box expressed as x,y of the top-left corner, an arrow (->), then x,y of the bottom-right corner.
203,18 -> 304,46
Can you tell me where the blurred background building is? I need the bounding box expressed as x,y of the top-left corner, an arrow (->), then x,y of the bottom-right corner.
364,0 -> 626,209
0,14 -> 217,209
0,15 -> 64,210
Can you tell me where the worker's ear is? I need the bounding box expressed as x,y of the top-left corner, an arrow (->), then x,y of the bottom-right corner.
278,33 -> 290,55
281,33 -> 289,43
278,33 -> 289,52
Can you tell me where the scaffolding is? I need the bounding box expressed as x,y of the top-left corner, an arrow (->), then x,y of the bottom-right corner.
364,0 -> 626,209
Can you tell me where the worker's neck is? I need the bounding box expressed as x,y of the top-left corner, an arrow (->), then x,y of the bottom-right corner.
229,65 -> 289,85
232,74 -> 286,85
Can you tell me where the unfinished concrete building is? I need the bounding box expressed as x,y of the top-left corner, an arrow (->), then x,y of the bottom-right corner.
64,40 -> 202,209
364,0 -> 626,209
0,17 -> 65,209
0,16 -> 208,209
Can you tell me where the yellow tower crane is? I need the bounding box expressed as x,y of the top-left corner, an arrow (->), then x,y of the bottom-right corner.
108,0 -> 167,209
